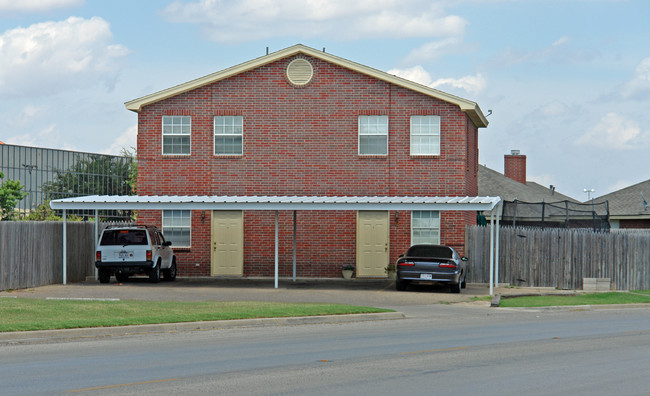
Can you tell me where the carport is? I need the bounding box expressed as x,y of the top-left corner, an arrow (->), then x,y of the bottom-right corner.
50,195 -> 502,294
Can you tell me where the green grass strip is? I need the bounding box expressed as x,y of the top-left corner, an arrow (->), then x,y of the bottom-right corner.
0,299 -> 392,332
500,291 -> 650,308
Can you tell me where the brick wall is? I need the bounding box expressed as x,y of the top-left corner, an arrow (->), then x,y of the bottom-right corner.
504,153 -> 526,184
137,54 -> 478,277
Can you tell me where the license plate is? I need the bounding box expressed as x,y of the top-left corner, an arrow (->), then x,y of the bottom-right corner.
420,273 -> 433,280
118,251 -> 132,259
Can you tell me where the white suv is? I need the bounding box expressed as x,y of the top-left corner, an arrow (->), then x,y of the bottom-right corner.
95,225 -> 177,284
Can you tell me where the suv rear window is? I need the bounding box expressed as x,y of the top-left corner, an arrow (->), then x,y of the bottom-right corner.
100,229 -> 148,246
407,245 -> 453,259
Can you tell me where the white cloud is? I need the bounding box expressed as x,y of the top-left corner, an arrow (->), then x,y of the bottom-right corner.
0,0 -> 83,13
619,57 -> 650,100
402,37 -> 463,64
552,36 -> 569,47
493,36 -> 597,68
0,17 -> 129,98
101,125 -> 137,155
430,74 -> 486,95
388,65 -> 486,95
576,112 -> 649,150
162,0 -> 467,43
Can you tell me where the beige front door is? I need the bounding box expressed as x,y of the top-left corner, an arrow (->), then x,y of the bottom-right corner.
356,211 -> 389,277
211,210 -> 243,276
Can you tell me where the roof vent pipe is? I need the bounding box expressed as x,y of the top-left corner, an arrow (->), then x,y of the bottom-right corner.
266,46 -> 269,55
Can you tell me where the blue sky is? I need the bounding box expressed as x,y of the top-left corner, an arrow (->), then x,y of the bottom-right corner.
1,0 -> 648,201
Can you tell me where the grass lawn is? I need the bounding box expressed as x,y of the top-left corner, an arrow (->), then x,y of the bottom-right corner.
0,299 -> 392,332
499,291 -> 650,308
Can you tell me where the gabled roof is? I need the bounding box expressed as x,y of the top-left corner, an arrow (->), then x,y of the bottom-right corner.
593,179 -> 650,218
124,44 -> 488,128
478,165 -> 578,203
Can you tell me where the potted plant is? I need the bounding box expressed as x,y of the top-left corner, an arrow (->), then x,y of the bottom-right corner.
342,264 -> 355,279
385,263 -> 396,280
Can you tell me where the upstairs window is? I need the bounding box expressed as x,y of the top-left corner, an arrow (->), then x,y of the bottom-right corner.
214,116 -> 243,155
162,210 -> 191,248
411,211 -> 440,245
358,115 -> 388,155
410,115 -> 440,156
162,116 -> 191,155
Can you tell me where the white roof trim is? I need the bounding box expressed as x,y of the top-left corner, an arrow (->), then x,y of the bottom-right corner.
50,195 -> 501,211
124,44 -> 488,128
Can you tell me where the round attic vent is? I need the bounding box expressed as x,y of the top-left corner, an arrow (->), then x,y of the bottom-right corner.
286,59 -> 313,85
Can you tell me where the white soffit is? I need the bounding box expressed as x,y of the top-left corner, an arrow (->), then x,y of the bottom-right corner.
50,195 -> 501,211
124,44 -> 488,128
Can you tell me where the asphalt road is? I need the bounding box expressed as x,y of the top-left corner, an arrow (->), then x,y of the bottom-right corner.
1,302 -> 649,395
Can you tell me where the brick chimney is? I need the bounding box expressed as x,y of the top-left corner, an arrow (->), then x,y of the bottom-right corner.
504,150 -> 526,184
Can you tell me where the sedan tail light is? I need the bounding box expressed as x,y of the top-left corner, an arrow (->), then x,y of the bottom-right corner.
439,262 -> 457,268
146,250 -> 152,261
398,261 -> 415,266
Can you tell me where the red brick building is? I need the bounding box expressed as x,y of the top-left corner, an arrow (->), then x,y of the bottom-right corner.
125,44 -> 489,278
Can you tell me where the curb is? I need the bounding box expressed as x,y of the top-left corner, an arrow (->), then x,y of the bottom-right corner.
0,312 -> 405,345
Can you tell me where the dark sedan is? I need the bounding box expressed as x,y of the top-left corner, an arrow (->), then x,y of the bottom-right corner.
395,244 -> 468,293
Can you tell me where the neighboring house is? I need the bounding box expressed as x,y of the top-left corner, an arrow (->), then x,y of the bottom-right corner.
592,179 -> 650,229
478,153 -> 578,203
479,151 -> 608,229
125,44 -> 489,278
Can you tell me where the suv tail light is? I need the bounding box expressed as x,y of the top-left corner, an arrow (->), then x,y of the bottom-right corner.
96,251 -> 101,261
398,261 -> 415,266
146,250 -> 152,261
439,262 -> 457,268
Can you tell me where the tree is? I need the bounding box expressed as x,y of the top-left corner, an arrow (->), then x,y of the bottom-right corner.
120,146 -> 137,194
41,153 -> 135,221
41,154 -> 134,200
0,172 -> 28,220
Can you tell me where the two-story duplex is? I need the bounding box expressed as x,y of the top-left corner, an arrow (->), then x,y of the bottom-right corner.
125,44 -> 489,278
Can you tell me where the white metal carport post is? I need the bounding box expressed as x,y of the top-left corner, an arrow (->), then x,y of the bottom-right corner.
62,209 -> 67,285
275,210 -> 279,288
489,207 -> 495,295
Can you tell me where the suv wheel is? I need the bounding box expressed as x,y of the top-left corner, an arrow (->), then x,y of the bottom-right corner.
98,269 -> 111,284
163,259 -> 177,281
149,262 -> 160,283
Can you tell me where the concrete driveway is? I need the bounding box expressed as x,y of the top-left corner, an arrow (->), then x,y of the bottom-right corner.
0,277 -> 563,309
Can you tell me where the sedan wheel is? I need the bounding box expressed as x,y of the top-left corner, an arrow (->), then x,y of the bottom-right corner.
395,280 -> 408,291
450,282 -> 461,293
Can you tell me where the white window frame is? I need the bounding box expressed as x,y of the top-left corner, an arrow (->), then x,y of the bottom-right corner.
162,116 -> 191,155
214,116 -> 243,155
410,115 -> 441,156
411,211 -> 440,245
162,210 -> 192,248
358,115 -> 388,155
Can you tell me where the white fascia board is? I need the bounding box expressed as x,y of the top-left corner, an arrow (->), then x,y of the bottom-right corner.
49,195 -> 501,212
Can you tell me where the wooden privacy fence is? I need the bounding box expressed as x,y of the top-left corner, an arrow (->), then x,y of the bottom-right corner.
0,221 -> 96,291
465,225 -> 650,290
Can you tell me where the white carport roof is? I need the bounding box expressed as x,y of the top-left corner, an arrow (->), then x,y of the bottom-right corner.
50,195 -> 502,293
49,195 -> 501,211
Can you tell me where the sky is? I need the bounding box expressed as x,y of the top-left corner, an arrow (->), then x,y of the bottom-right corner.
1,0 -> 648,201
